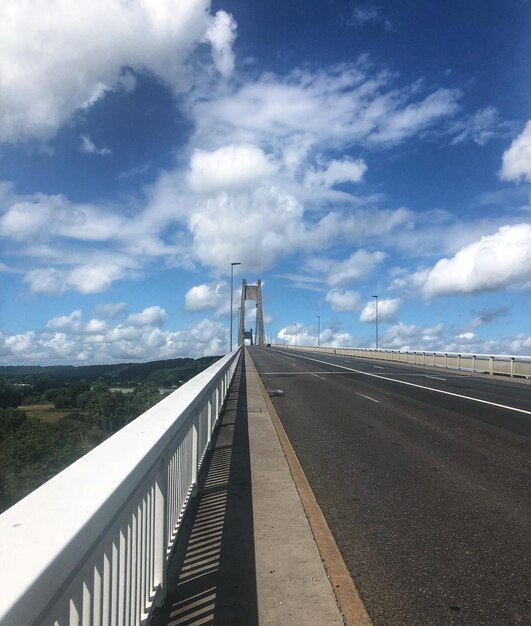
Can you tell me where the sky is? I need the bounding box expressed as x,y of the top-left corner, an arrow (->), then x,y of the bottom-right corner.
0,0 -> 530,364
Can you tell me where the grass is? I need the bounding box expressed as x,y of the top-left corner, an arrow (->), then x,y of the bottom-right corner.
18,402 -> 86,423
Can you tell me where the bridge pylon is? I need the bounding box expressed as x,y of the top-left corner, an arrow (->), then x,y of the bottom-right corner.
238,279 -> 265,346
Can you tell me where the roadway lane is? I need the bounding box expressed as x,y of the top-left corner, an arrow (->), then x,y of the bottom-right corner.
249,346 -> 531,626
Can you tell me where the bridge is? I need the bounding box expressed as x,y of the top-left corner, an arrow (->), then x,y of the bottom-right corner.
1,343 -> 530,625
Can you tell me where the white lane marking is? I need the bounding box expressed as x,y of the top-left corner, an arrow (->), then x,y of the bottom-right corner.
273,349 -> 531,416
426,375 -> 446,381
373,365 -> 385,369
356,392 -> 379,403
310,373 -> 327,380
291,363 -> 297,367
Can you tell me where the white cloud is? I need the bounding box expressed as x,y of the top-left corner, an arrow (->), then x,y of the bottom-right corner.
188,144 -> 276,193
278,324 -> 353,348
0,192 -> 125,242
46,310 -> 83,332
191,63 -> 461,152
325,288 -> 360,312
420,224 -> 531,298
188,186 -> 304,271
318,250 -> 386,287
80,135 -> 111,155
203,10 -> 237,78
359,297 -> 401,323
0,0 -> 235,142
93,302 -> 128,319
185,281 -> 233,317
349,4 -> 391,30
305,157 -> 367,188
449,106 -> 509,146
0,311 -> 227,364
381,322 -> 444,350
125,306 -> 168,328
500,121 -> 531,183
24,264 -> 130,295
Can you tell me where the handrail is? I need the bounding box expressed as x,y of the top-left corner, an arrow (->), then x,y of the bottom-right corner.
0,346 -> 242,626
280,345 -> 531,378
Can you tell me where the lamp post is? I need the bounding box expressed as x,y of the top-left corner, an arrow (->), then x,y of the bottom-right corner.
372,295 -> 379,350
317,315 -> 321,347
230,262 -> 241,352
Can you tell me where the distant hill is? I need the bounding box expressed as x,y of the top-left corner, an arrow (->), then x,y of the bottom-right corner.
0,356 -> 222,386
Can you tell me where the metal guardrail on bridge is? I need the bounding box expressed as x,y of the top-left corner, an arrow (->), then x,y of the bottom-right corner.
0,346 -> 242,626
280,345 -> 531,378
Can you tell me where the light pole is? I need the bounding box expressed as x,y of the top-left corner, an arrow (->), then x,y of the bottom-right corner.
230,262 -> 241,352
372,295 -> 379,350
317,315 -> 321,347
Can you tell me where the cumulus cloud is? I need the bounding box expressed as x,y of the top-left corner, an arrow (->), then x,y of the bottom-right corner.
0,0 -> 236,142
93,302 -> 128,319
500,121 -> 531,183
188,186 -> 304,271
125,306 -> 168,328
0,192 -> 125,242
278,324 -> 353,348
317,250 -> 386,287
24,264 -> 131,295
325,288 -> 360,312
359,297 -> 401,323
185,281 -> 233,317
203,10 -> 237,78
188,144 -> 276,193
0,310 -> 227,364
80,135 -> 111,156
381,321 -> 444,350
420,224 -> 531,298
305,157 -> 367,188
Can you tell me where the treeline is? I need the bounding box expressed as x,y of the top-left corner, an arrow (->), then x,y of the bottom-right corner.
0,355 -> 221,513
0,355 -> 220,385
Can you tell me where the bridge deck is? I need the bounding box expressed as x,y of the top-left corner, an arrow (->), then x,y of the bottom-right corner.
150,350 -> 344,626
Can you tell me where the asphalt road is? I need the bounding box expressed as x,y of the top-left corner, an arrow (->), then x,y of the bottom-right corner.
249,346 -> 531,626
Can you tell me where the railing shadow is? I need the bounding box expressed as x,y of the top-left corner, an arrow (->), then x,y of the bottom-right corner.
150,354 -> 258,626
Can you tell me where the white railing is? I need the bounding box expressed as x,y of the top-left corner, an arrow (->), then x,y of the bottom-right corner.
0,347 -> 242,626
280,345 -> 531,378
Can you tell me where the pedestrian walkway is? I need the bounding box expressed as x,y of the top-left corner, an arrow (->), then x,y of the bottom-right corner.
150,349 -> 344,626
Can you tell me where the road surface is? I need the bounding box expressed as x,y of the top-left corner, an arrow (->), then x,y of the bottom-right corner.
249,346 -> 531,626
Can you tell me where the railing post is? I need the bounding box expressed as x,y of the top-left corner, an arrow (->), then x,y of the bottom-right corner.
191,410 -> 199,497
445,353 -> 448,369
472,355 -> 476,372
457,354 -> 461,370
510,357 -> 515,378
153,458 -> 168,608
433,352 -> 436,367
489,356 -> 494,375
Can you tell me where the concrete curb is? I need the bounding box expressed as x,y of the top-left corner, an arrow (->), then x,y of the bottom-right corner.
246,349 -> 374,626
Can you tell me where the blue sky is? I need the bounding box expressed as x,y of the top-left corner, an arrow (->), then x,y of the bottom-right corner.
1,0 -> 530,364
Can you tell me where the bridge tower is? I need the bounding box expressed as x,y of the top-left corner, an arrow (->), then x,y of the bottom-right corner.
238,279 -> 265,346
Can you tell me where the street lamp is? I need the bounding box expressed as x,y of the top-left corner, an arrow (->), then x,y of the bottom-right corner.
230,262 -> 241,352
372,295 -> 379,350
317,315 -> 321,347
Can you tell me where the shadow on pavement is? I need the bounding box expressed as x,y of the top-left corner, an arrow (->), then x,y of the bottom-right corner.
151,354 -> 258,626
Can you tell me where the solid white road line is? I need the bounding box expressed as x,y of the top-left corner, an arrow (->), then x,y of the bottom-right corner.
273,350 -> 531,416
